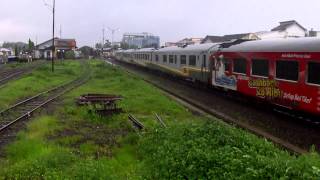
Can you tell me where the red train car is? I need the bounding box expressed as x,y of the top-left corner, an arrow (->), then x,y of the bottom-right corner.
211,38 -> 320,116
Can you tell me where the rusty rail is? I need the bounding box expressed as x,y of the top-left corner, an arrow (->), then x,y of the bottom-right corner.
128,114 -> 144,130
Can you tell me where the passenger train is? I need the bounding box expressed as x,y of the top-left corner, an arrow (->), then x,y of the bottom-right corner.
114,38 -> 320,117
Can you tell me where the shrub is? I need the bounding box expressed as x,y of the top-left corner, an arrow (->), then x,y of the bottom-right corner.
65,50 -> 75,59
139,121 -> 320,179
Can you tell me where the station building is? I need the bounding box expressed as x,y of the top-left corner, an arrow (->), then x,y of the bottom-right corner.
34,38 -> 77,59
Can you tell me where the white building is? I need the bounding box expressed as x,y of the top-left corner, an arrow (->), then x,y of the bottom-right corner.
309,29 -> 320,37
122,32 -> 160,48
35,38 -> 77,59
0,48 -> 14,63
257,20 -> 308,39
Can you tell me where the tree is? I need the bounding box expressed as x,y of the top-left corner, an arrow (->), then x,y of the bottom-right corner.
95,43 -> 102,49
96,41 -> 112,49
79,46 -> 95,58
65,50 -> 75,59
28,38 -> 35,52
2,42 -> 27,55
14,45 -> 19,56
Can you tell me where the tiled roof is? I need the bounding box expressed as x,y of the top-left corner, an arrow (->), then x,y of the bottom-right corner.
271,20 -> 307,31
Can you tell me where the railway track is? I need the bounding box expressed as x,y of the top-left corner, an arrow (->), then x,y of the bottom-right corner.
0,61 -> 46,87
0,61 -> 90,135
107,58 -> 312,155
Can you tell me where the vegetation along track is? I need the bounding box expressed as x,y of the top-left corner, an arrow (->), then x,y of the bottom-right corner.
0,61 -> 90,135
0,61 -> 46,87
108,58 -> 313,155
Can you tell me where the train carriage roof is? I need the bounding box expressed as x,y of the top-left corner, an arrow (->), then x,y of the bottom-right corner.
134,48 -> 155,53
221,37 -> 320,52
157,43 -> 220,54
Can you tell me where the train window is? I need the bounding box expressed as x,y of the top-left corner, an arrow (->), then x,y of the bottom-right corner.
163,55 -> 167,63
307,62 -> 320,85
181,55 -> 186,65
252,59 -> 269,77
189,55 -> 196,66
224,59 -> 231,71
233,58 -> 247,74
276,60 -> 299,81
174,55 -> 177,64
155,55 -> 159,62
203,55 -> 207,67
169,55 -> 174,63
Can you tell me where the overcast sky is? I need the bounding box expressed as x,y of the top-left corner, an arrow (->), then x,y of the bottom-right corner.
1,0 -> 320,47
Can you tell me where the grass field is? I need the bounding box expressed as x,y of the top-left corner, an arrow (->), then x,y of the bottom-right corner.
0,60 -> 319,179
0,60 -> 83,109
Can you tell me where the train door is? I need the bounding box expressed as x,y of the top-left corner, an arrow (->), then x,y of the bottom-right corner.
201,54 -> 207,80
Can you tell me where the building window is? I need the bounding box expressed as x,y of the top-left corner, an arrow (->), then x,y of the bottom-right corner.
163,55 -> 167,63
155,55 -> 159,62
276,60 -> 299,81
181,55 -> 186,65
169,55 -> 174,63
233,58 -> 247,74
174,55 -> 177,64
307,62 -> 320,85
252,59 -> 269,77
189,55 -> 196,66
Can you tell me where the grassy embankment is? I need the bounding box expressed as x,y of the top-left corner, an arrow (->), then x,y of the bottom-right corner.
0,60 -> 83,109
0,60 -> 319,179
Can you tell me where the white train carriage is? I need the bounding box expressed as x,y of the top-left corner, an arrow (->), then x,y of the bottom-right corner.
115,43 -> 220,82
150,43 -> 219,82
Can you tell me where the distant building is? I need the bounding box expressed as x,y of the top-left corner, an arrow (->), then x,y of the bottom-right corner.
255,20 -> 308,39
165,37 -> 203,47
0,48 -> 14,63
309,29 -> 320,37
164,42 -> 178,47
270,20 -> 307,38
35,38 -> 77,59
122,32 -> 160,48
0,48 -> 13,56
255,31 -> 286,40
201,33 -> 259,44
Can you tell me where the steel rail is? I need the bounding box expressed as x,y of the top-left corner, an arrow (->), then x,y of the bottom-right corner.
0,61 -> 90,133
0,61 -> 46,86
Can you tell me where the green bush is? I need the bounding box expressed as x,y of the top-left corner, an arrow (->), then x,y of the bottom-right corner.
139,121 -> 320,179
65,50 -> 75,59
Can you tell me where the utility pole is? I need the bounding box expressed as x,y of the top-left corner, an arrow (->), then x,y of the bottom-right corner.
59,25 -> 62,38
51,0 -> 55,72
107,27 -> 120,47
43,0 -> 55,72
102,26 -> 105,57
